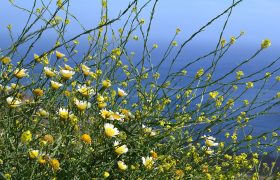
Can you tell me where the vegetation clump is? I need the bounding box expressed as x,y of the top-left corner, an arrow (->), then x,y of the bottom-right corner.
0,0 -> 279,179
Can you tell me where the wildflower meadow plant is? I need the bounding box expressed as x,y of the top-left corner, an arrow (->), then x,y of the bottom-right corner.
0,0 -> 279,179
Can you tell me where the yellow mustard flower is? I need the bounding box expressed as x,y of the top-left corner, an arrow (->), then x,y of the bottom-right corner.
209,91 -> 219,99
195,68 -> 204,79
21,130 -> 32,143
246,82 -> 254,89
221,39 -> 226,48
261,39 -> 271,49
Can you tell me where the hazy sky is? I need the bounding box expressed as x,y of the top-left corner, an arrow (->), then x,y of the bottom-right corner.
0,0 -> 280,47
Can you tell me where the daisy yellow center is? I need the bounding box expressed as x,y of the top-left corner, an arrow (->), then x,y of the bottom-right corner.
29,150 -> 39,159
76,103 -> 87,111
115,146 -> 127,155
51,82 -> 60,89
14,70 -> 26,78
45,70 -> 55,77
60,111 -> 68,119
205,139 -> 215,147
105,128 -> 115,137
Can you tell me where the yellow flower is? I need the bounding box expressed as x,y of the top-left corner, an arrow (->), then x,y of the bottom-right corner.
246,82 -> 254,89
1,57 -> 11,64
100,109 -> 113,119
81,134 -> 92,144
21,130 -> 32,143
111,48 -> 122,57
59,108 -> 69,120
209,91 -> 219,99
195,68 -> 204,79
104,123 -> 119,138
10,83 -> 19,89
34,54 -> 41,62
81,64 -> 92,76
64,90 -> 71,97
6,97 -> 21,108
108,112 -> 125,122
38,108 -> 49,117
221,39 -> 226,48
120,109 -> 133,120
98,102 -> 107,109
117,88 -> 127,97
236,70 -> 244,80
63,64 -> 73,70
4,174 -> 11,180
117,161 -> 128,171
150,151 -> 158,159
69,114 -> 79,125
97,95 -> 105,102
55,50 -> 65,59
172,40 -> 178,46
205,139 -> 218,147
60,69 -> 75,79
140,19 -> 145,24
44,134 -> 54,144
142,156 -> 154,169
44,67 -> 56,77
38,155 -> 47,164
77,84 -> 95,97
29,150 -> 39,159
102,79 -> 111,88
261,39 -> 271,49
33,88 -> 44,96
153,44 -> 158,49
205,147 -> 214,155
14,68 -> 28,78
175,169 -> 185,178
75,99 -> 91,111
230,36 -> 236,44
103,171 -> 110,178
49,158 -> 60,171
114,141 -> 128,155
50,80 -> 63,90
